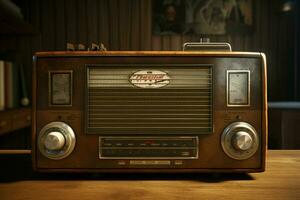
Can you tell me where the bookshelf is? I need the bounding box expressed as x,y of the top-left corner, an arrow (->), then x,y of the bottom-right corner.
0,0 -> 37,153
0,108 -> 31,136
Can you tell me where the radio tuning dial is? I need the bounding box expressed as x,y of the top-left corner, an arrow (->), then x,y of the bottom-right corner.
221,122 -> 259,160
38,122 -> 76,160
44,131 -> 66,151
232,131 -> 253,151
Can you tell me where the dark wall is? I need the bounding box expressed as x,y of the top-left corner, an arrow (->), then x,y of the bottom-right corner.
16,0 -> 298,102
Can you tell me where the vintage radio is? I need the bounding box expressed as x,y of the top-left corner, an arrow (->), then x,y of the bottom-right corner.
32,47 -> 267,173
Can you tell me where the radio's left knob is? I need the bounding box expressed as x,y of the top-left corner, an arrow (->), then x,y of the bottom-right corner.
38,122 -> 76,160
44,131 -> 66,151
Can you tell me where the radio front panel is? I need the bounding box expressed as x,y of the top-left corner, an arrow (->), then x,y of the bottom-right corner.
32,52 -> 267,172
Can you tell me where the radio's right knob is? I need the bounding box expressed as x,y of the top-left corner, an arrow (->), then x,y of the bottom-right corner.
221,122 -> 259,160
232,131 -> 253,151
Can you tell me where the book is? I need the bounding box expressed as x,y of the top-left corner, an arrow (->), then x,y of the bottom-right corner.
0,60 -> 28,110
4,61 -> 13,108
12,62 -> 20,108
4,61 -> 20,109
19,63 -> 29,106
0,60 -> 4,110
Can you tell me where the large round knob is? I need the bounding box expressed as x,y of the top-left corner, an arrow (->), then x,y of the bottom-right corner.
221,122 -> 259,160
232,131 -> 253,151
38,122 -> 76,160
44,131 -> 66,151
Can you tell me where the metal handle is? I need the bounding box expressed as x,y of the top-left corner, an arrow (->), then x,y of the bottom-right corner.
183,42 -> 232,51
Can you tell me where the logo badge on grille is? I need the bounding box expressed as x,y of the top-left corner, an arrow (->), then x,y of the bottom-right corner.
129,70 -> 170,88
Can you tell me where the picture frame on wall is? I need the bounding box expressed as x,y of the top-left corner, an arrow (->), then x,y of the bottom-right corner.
152,0 -> 253,35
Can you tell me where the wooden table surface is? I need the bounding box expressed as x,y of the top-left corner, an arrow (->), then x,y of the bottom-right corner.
0,150 -> 299,200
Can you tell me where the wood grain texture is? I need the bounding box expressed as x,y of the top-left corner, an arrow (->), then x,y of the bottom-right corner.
119,0 -> 131,50
0,150 -> 299,200
98,0 -> 109,47
170,35 -> 182,51
54,0 -> 65,50
0,149 -> 31,154
87,0 -> 98,47
130,0 -> 141,50
108,0 -> 119,50
65,0 -> 77,44
140,0 -> 151,50
151,35 -> 161,50
77,0 -> 88,46
34,51 -> 263,57
0,108 -> 31,136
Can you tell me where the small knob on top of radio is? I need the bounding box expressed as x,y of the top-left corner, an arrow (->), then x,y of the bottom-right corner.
44,131 -> 66,151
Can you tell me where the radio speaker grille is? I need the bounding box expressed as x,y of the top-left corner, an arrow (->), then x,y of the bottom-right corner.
86,66 -> 212,134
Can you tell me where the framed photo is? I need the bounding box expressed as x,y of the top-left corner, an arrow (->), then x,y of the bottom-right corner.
152,0 -> 253,35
